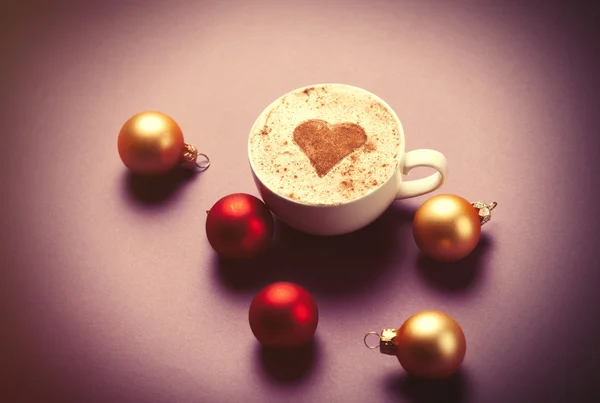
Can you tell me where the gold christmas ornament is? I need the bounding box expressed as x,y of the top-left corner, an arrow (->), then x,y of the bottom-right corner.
412,194 -> 497,262
365,310 -> 466,379
118,111 -> 210,175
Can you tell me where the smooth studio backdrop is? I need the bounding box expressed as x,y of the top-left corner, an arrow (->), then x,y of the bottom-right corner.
2,0 -> 599,402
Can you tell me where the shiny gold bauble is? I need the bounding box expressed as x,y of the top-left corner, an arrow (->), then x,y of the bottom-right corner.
413,194 -> 481,262
395,310 -> 466,379
118,111 -> 185,175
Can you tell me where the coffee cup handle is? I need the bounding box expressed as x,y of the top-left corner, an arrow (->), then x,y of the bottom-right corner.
395,149 -> 448,199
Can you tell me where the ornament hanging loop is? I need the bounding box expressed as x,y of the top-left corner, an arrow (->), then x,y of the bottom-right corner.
195,153 -> 211,172
471,201 -> 498,226
180,143 -> 211,172
364,329 -> 399,355
364,332 -> 381,349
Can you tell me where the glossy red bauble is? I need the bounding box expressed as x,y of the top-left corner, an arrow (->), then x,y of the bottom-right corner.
206,193 -> 274,259
249,282 -> 319,348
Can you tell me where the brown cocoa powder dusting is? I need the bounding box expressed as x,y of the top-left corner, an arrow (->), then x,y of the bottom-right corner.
364,142 -> 376,153
371,102 -> 390,116
283,141 -> 288,145
292,119 -> 367,177
303,87 -> 315,96
340,179 -> 353,188
341,168 -> 351,176
350,154 -> 358,162
261,106 -> 277,135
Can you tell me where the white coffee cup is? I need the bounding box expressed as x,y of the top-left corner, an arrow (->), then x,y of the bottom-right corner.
248,84 -> 447,236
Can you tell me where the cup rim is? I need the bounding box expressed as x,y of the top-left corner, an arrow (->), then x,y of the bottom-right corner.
247,83 -> 406,208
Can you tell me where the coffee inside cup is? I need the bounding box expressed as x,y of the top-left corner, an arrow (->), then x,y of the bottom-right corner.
249,84 -> 402,206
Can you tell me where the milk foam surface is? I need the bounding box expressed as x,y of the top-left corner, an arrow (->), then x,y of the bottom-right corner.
249,84 -> 402,206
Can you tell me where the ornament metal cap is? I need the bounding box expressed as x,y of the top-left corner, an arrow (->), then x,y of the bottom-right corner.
363,329 -> 398,356
471,201 -> 497,225
180,143 -> 211,172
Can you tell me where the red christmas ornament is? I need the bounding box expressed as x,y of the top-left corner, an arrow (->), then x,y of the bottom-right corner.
249,282 -> 319,348
206,193 -> 274,259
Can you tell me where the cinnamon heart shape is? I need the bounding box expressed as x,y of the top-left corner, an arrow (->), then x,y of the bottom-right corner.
293,119 -> 367,177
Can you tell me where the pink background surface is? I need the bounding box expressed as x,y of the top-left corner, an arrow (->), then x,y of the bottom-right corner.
2,0 -> 599,402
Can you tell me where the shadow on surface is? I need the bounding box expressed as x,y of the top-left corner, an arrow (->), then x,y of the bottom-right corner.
214,203 -> 416,297
386,370 -> 469,403
122,168 -> 198,206
255,339 -> 320,385
415,234 -> 493,293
